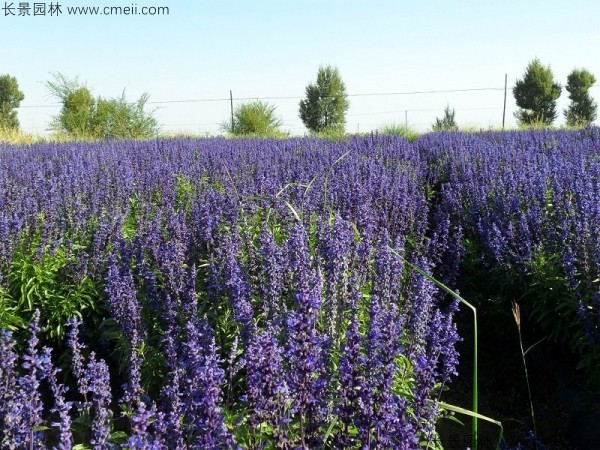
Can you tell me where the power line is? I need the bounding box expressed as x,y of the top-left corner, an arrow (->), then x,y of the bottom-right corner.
17,86 -> 507,109
148,87 -> 506,104
347,87 -> 505,97
349,106 -> 517,117
19,103 -> 61,108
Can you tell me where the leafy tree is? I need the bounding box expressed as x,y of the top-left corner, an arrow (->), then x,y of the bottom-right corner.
62,87 -> 95,136
46,74 -> 92,136
564,68 -> 597,127
513,59 -> 562,126
432,105 -> 458,131
299,65 -> 349,133
45,73 -> 158,139
222,100 -> 283,136
0,74 -> 25,130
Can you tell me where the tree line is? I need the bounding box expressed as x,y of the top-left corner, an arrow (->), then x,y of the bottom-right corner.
0,61 -> 597,139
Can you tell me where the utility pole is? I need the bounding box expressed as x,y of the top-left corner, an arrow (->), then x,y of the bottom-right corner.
405,110 -> 408,128
230,90 -> 234,133
502,74 -> 507,129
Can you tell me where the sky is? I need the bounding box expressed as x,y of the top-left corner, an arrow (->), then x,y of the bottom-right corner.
3,0 -> 600,135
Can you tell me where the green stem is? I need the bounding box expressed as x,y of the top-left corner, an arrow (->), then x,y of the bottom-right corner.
388,248 -> 479,450
518,326 -> 538,448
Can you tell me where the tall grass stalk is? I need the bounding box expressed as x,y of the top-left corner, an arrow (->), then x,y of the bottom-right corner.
512,302 -> 539,449
389,248 -> 480,450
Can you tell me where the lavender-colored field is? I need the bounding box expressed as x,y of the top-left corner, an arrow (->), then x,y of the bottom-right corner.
0,130 -> 598,448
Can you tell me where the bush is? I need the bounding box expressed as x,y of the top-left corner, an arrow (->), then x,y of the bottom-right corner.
432,105 -> 458,132
46,73 -> 158,140
222,100 -> 284,137
379,123 -> 420,142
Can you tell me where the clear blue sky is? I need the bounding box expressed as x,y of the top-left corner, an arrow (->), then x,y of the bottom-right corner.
3,0 -> 600,134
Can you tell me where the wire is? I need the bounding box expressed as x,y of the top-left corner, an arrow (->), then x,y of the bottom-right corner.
349,106 -> 517,117
18,86 -> 508,108
148,87 -> 506,104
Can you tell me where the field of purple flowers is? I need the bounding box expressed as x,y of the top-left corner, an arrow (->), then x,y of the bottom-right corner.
0,129 -> 598,449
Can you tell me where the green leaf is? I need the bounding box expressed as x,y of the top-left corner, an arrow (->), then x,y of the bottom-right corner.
323,416 -> 338,444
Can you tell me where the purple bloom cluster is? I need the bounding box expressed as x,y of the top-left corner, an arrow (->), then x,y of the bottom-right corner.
0,133 -> 488,447
420,129 -> 600,353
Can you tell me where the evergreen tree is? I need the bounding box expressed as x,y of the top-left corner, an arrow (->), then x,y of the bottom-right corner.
564,68 -> 597,127
513,59 -> 562,126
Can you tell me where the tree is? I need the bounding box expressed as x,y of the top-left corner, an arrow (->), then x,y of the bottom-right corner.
46,74 -> 92,136
564,68 -> 597,127
432,105 -> 458,131
222,100 -> 283,136
0,74 -> 25,130
61,86 -> 95,136
45,73 -> 158,139
299,65 -> 349,133
513,59 -> 562,126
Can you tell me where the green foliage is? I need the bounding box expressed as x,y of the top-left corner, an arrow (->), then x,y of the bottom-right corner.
91,92 -> 158,139
0,284 -> 26,331
564,68 -> 597,127
174,173 -> 196,214
46,72 -> 158,140
62,87 -> 95,136
312,127 -> 349,141
525,253 -> 600,385
299,65 -> 349,133
379,123 -> 420,142
0,74 -> 25,130
46,73 -> 92,137
513,59 -> 562,126
223,100 -> 284,137
525,253 -> 580,350
432,105 -> 458,132
7,243 -> 100,340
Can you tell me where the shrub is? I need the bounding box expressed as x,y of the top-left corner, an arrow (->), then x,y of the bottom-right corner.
432,105 -> 458,132
46,72 -> 158,140
222,100 -> 284,137
379,123 -> 420,142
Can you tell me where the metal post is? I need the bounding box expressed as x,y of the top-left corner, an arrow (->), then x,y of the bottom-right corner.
502,74 -> 507,129
230,90 -> 234,133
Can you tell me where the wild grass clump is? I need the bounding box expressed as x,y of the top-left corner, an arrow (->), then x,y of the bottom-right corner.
0,127 -> 39,144
379,122 -> 420,142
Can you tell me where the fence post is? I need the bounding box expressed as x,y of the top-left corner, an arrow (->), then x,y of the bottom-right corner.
502,74 -> 507,129
230,90 -> 234,133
